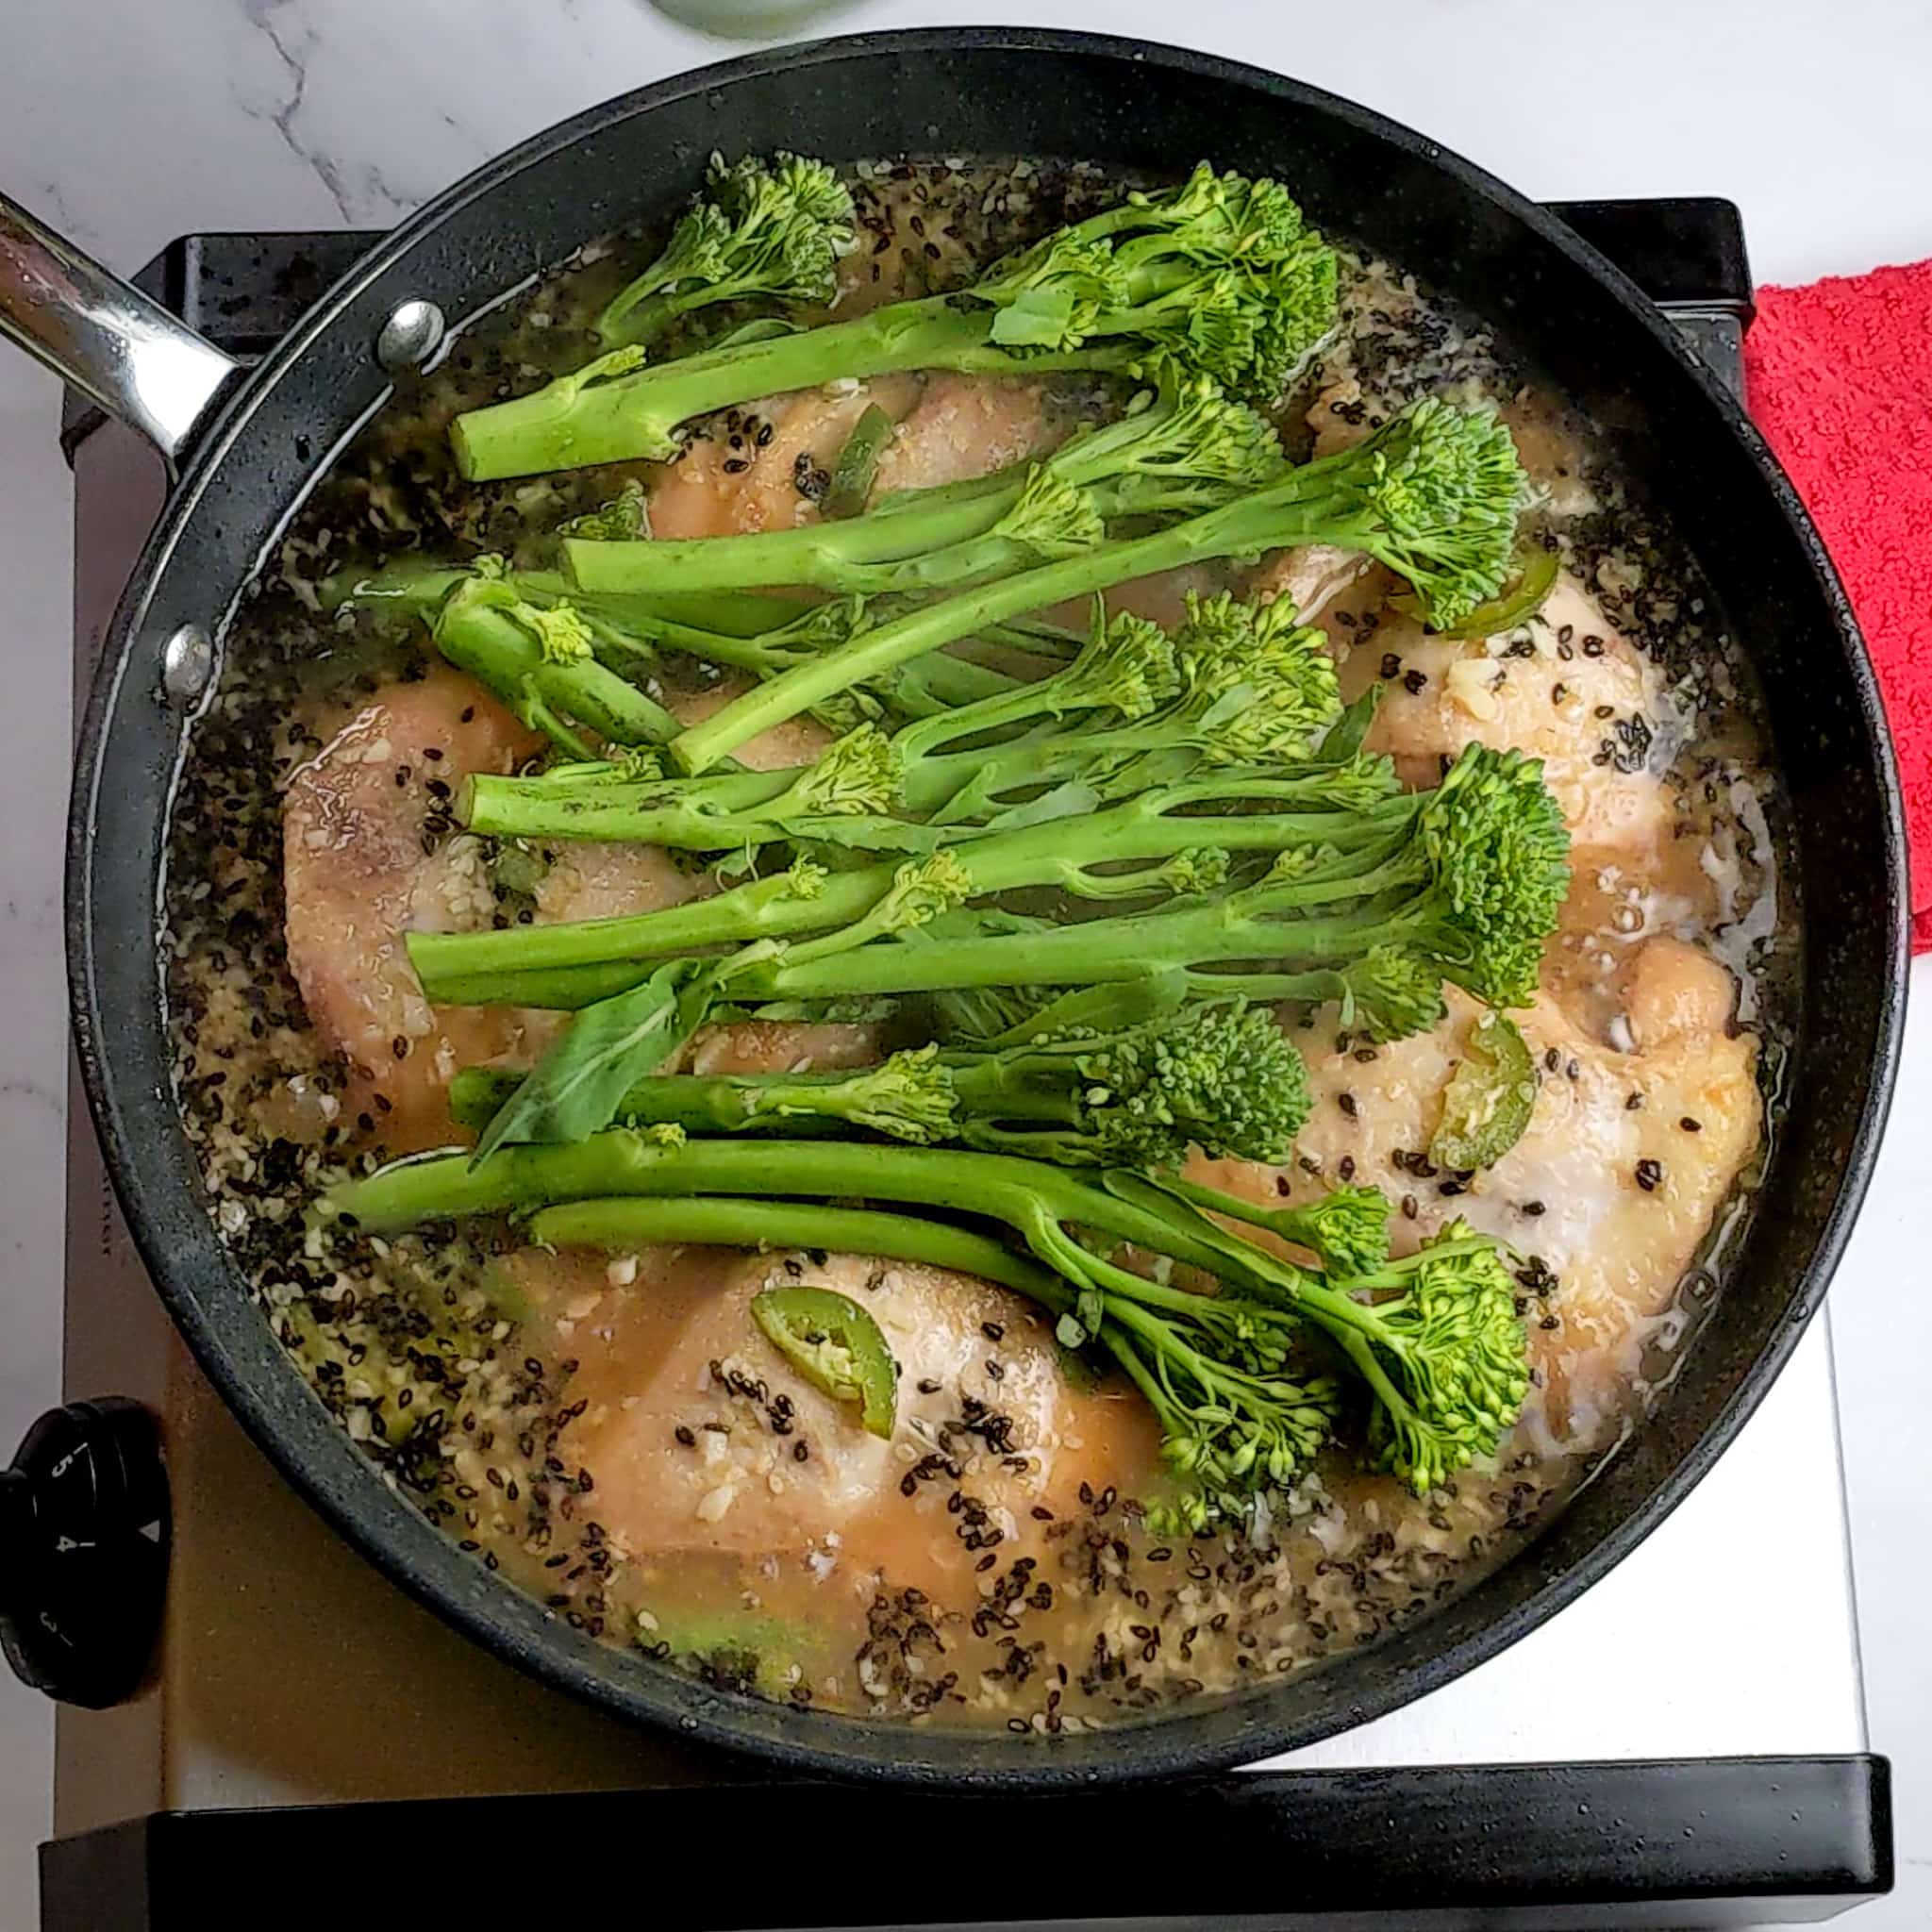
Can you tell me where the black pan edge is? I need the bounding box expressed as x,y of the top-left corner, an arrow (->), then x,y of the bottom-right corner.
66,27 -> 1909,1788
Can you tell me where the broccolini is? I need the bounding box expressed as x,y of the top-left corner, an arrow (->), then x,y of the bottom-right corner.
448,162 -> 1338,480
314,1136 -> 1530,1523
559,361 -> 1287,597
665,396 -> 1525,773
450,997 -> 1311,1169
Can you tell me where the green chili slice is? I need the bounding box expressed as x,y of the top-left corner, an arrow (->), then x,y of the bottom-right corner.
1429,1009 -> 1539,1173
1396,542 -> 1559,640
823,404 -> 894,519
751,1284 -> 899,1437
637,1604 -> 816,1696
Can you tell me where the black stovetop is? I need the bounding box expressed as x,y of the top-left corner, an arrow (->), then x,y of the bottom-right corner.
31,196 -> 1890,1932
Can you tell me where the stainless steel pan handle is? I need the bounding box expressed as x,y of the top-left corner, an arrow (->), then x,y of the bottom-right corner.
0,191 -> 241,469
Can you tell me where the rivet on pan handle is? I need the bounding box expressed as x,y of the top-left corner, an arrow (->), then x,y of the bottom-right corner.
0,190 -> 242,471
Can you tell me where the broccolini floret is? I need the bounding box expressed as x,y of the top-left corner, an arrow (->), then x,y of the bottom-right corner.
940,1000 -> 1309,1166
596,153 -> 855,350
1158,1174 -> 1393,1277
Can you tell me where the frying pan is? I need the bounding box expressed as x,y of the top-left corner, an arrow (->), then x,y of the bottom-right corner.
0,28 -> 1906,1787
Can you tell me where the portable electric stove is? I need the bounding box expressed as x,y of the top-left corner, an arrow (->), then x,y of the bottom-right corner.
10,200 -> 1892,1930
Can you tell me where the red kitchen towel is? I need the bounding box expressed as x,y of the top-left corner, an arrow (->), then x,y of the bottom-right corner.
1744,260 -> 1932,952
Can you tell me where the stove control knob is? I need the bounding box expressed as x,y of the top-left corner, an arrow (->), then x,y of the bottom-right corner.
0,1399 -> 168,1707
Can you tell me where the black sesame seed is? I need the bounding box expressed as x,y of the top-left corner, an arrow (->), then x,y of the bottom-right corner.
1635,1158 -> 1663,1192
1679,1116 -> 1703,1133
1403,669 -> 1428,695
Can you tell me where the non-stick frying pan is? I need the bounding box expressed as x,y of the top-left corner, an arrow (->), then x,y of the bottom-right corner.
0,28 -> 1907,1787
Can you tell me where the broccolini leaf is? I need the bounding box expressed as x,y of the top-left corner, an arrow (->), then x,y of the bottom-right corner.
473,962 -> 715,1159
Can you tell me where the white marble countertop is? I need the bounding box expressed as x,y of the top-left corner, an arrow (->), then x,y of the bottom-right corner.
2,2 -> 1927,1924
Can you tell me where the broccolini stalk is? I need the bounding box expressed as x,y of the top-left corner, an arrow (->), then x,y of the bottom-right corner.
909,595 -> 1342,824
429,745 -> 1560,1143
316,1136 -> 1529,1515
560,362 -> 1286,597
529,1196 -> 1063,1303
408,753 -> 1410,1011
574,586 -> 1031,721
667,398 -> 1525,772
449,1047 -> 959,1144
448,162 -> 1338,481
432,576 -> 682,756
928,968 -> 1192,1047
453,1000 -> 1310,1168
332,553 -> 817,640
595,154 -> 855,350
317,1136 -> 1337,1530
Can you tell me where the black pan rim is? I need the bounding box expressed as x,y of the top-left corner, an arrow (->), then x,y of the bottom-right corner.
65,25 -> 1910,1788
